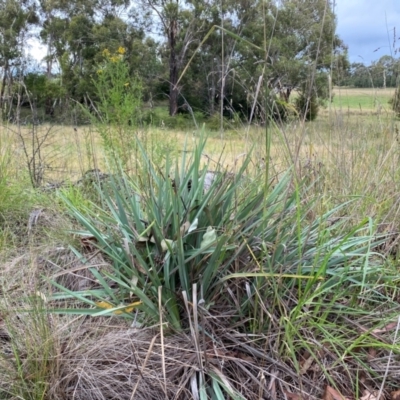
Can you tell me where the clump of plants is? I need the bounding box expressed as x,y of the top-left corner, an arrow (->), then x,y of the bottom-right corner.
295,89 -> 319,121
266,93 -> 292,123
44,134 -> 396,399
389,85 -> 400,117
141,106 -> 204,130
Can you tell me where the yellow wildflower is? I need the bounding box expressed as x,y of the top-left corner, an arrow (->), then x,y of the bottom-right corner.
117,46 -> 126,55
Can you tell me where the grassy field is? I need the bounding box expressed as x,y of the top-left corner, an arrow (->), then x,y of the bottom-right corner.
1,91 -> 400,399
331,87 -> 395,113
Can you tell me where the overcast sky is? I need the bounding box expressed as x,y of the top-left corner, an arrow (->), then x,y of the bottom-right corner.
336,0 -> 400,64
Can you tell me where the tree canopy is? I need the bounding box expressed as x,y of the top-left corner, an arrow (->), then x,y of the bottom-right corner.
0,0 -> 352,123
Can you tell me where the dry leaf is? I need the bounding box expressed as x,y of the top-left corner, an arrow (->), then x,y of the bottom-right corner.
300,354 -> 314,374
324,386 -> 334,400
188,218 -> 198,233
360,390 -> 380,400
180,221 -> 190,236
80,235 -> 98,251
372,321 -> 398,334
137,232 -> 156,244
324,385 -> 350,400
161,239 -> 175,252
391,390 -> 400,400
283,390 -> 303,400
367,347 -> 377,362
299,350 -> 311,360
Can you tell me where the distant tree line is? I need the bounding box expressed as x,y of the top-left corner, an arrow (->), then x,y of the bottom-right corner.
336,55 -> 400,88
0,0 -> 348,124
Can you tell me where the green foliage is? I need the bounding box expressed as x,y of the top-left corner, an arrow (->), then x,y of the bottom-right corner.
0,0 -> 37,62
48,134 -> 385,397
295,90 -> 320,121
23,73 -> 66,115
331,48 -> 351,85
36,1 -> 160,107
141,0 -> 344,121
59,181 -> 101,212
0,141 -> 35,250
0,294 -> 58,400
94,48 -> 142,126
344,56 -> 400,88
141,106 -> 200,129
52,135 -> 381,326
1,0 -> 350,124
0,0 -> 38,120
205,112 -> 243,130
265,89 -> 296,123
90,49 -> 143,169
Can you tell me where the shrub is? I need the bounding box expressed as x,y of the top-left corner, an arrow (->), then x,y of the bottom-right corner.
90,48 -> 143,170
205,112 -> 243,130
295,90 -> 319,121
141,107 -> 199,129
268,96 -> 292,123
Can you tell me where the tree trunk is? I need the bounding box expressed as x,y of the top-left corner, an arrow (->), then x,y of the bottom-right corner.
0,61 -> 8,107
383,69 -> 386,89
209,69 -> 216,115
168,19 -> 178,116
0,60 -> 9,118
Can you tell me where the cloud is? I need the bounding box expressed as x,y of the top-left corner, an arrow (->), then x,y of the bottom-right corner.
336,0 -> 400,63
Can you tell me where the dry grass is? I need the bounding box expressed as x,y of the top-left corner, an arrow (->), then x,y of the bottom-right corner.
2,242 -> 400,399
1,109 -> 397,173
2,107 -> 400,399
2,110 -> 400,227
333,87 -> 395,97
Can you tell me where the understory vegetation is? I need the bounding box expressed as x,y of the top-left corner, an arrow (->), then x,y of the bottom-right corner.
2,1 -> 400,398
2,104 -> 400,399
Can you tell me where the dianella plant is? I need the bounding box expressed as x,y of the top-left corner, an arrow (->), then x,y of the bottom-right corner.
53,133 -> 383,329
50,134 -> 386,398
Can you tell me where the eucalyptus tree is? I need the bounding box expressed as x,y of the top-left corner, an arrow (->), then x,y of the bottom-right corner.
38,0 -> 159,107
166,0 -> 346,121
372,55 -> 398,88
0,0 -> 38,113
137,0 -> 214,116
256,0 -> 345,119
